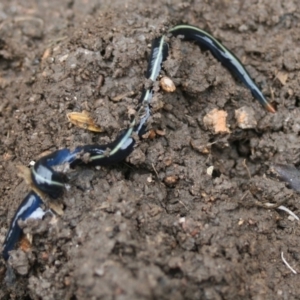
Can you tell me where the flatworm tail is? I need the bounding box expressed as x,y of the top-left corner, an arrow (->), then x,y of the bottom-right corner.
169,25 -> 275,113
2,191 -> 44,260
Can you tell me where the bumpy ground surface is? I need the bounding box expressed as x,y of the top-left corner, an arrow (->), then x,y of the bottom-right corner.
1,0 -> 300,299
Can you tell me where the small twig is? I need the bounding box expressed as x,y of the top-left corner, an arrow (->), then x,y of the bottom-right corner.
281,251 -> 297,274
179,200 -> 188,210
152,163 -> 159,179
111,91 -> 135,102
255,199 -> 287,209
270,87 -> 275,101
240,190 -> 251,202
278,205 -> 300,221
242,159 -> 251,179
259,203 -> 300,221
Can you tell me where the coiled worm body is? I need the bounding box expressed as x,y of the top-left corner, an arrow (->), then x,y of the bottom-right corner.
2,25 -> 274,260
30,36 -> 168,199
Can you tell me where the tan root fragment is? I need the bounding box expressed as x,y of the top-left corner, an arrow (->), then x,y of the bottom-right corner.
37,150 -> 53,159
111,91 -> 135,102
203,109 -> 230,134
67,110 -> 102,132
155,129 -> 165,136
42,48 -> 51,62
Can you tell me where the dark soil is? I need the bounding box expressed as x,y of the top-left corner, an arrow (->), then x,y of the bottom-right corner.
1,0 -> 300,299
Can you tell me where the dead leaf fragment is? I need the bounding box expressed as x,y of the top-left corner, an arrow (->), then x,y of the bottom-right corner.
67,110 -> 102,132
275,71 -> 288,85
203,109 -> 230,134
164,175 -> 179,186
19,234 -> 33,253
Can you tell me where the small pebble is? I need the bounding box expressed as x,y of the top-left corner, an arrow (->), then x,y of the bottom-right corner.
160,76 -> 176,92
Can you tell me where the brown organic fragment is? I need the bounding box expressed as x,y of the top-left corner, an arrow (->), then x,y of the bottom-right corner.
67,110 -> 102,132
275,71 -> 288,85
164,175 -> 179,186
19,234 -> 32,253
155,129 -> 165,136
203,109 -> 230,134
235,106 -> 257,129
111,91 -> 135,102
